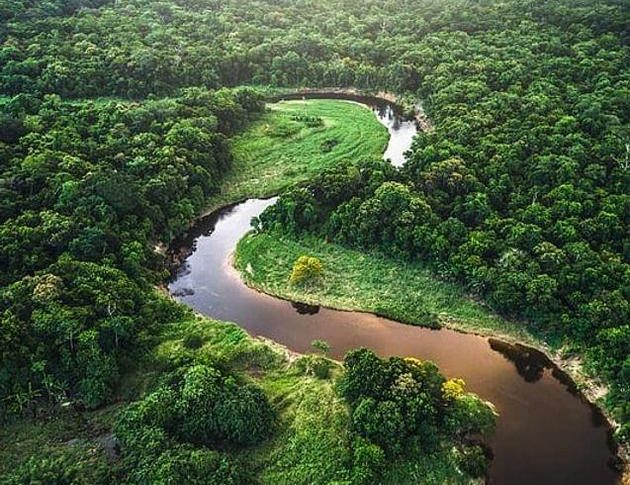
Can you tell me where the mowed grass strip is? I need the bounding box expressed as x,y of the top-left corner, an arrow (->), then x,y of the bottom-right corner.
212,99 -> 389,207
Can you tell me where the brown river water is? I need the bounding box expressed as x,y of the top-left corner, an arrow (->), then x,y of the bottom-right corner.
169,97 -> 620,485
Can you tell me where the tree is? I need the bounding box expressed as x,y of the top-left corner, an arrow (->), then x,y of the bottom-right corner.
289,255 -> 323,285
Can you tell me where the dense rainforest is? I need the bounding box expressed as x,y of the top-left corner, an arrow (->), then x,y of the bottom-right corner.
0,0 -> 628,482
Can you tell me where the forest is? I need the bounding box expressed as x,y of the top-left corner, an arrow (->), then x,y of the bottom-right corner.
0,0 -> 628,483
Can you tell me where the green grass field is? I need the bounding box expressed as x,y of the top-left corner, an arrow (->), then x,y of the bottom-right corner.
235,231 -> 539,346
208,99 -> 389,209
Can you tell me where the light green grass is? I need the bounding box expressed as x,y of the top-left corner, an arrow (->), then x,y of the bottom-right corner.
207,99 -> 389,209
235,231 -> 540,346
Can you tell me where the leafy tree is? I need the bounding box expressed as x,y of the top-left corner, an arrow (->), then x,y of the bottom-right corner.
289,255 -> 323,285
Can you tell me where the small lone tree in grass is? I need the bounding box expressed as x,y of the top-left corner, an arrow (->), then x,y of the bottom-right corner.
289,255 -> 323,285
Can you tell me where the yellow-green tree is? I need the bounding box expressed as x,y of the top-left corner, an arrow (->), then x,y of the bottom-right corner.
289,255 -> 323,285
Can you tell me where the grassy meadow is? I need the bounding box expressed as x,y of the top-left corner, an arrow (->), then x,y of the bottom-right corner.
235,231 -> 539,346
208,99 -> 389,209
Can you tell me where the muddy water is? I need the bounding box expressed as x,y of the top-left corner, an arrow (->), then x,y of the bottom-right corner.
169,99 -> 619,485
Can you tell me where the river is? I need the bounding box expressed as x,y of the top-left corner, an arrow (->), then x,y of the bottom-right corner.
169,97 -> 619,485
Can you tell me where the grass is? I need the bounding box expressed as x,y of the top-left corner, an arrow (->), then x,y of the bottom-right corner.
0,403 -> 124,479
234,231 -> 540,346
206,99 -> 389,210
1,314 -> 477,484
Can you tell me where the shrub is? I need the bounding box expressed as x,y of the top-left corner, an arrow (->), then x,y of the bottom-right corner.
116,364 -> 274,450
183,333 -> 204,349
294,355 -> 332,379
351,436 -> 386,485
289,255 -> 323,285
311,339 -> 331,355
115,364 -> 273,484
148,446 -> 250,485
456,445 -> 488,479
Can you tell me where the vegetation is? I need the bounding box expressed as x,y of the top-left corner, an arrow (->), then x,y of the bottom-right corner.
0,315 -> 494,484
0,87 -> 265,415
236,230 -> 533,340
256,149 -> 629,443
214,100 -> 388,206
340,349 -> 495,472
1,0 -> 628,478
289,255 -> 323,285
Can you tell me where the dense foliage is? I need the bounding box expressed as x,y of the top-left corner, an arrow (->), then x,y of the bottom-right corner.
0,87 -> 264,413
114,363 -> 273,484
0,0 -> 628,473
2,0 -> 625,99
340,349 -> 495,481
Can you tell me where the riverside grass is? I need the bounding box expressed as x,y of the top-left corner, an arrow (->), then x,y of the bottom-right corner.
235,231 -> 539,346
1,314 -> 475,485
207,99 -> 389,209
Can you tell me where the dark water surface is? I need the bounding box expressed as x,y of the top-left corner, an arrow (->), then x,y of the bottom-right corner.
169,98 -> 619,485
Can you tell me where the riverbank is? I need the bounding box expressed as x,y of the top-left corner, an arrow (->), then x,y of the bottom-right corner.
233,229 -> 626,474
2,309 -> 490,484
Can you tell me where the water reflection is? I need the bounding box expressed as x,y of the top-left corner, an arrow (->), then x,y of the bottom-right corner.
291,301 -> 321,315
488,338 -> 551,383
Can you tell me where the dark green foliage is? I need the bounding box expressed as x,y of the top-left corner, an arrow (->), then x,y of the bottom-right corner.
456,445 -> 488,479
339,349 -> 495,478
0,88 -> 264,415
0,0 -> 627,473
350,436 -> 386,485
114,364 -> 271,484
352,397 -> 407,455
117,364 -> 274,448
183,333 -> 204,350
261,10 -> 630,420
1,259 -> 143,410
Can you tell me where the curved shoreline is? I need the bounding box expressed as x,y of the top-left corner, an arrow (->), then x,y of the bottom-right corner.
267,86 -> 433,132
166,93 -> 625,480
229,243 -> 624,471
168,196 -> 624,474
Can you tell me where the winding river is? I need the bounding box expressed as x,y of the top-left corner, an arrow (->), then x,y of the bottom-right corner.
169,97 -> 620,485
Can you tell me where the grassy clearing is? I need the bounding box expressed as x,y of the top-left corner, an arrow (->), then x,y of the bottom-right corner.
207,99 -> 389,209
235,231 -> 540,346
